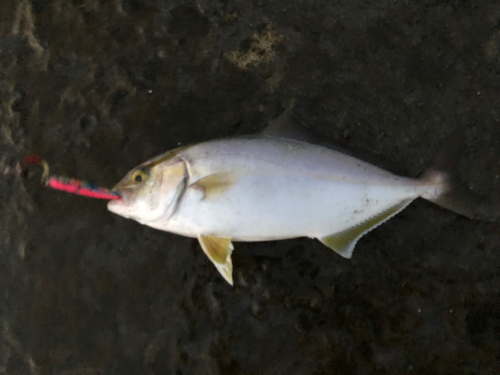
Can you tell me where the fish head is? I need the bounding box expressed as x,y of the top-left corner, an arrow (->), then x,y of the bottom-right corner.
107,157 -> 187,223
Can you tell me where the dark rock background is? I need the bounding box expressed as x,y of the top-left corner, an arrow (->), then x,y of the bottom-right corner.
1,0 -> 500,374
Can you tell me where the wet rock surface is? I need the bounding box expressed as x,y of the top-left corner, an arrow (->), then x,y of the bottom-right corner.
1,0 -> 500,374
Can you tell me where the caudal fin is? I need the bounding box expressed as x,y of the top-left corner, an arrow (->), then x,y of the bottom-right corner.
420,135 -> 498,222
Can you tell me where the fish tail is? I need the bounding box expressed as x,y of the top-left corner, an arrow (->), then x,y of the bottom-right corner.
419,135 -> 497,221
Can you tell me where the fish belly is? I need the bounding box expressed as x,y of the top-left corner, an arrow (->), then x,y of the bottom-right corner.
161,172 -> 422,241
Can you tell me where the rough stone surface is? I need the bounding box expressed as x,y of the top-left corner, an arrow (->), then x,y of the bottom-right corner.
1,0 -> 500,374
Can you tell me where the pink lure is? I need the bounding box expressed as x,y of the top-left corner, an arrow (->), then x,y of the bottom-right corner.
24,155 -> 121,200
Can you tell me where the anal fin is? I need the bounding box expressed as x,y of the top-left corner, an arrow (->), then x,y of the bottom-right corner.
198,235 -> 234,285
320,199 -> 413,259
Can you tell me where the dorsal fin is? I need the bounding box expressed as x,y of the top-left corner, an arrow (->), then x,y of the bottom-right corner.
262,103 -> 399,172
262,103 -> 358,158
262,101 -> 326,145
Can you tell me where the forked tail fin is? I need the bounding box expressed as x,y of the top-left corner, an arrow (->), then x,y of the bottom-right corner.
420,134 -> 498,221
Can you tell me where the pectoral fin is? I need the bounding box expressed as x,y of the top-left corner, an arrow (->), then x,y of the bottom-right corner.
320,199 -> 413,258
190,172 -> 238,200
198,235 -> 234,285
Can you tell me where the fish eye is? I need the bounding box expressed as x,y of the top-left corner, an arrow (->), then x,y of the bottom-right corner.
131,169 -> 148,184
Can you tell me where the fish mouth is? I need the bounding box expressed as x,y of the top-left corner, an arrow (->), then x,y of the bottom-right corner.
107,187 -> 134,215
115,186 -> 134,202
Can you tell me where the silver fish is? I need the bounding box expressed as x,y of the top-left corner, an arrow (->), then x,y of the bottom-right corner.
108,111 -> 484,285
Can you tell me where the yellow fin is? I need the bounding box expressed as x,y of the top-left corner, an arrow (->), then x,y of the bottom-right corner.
320,199 -> 413,258
190,172 -> 238,200
198,235 -> 234,285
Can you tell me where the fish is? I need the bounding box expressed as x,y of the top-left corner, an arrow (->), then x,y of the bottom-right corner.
107,109 -> 491,285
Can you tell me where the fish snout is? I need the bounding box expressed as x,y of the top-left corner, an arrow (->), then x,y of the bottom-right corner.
107,187 -> 134,215
116,186 -> 134,202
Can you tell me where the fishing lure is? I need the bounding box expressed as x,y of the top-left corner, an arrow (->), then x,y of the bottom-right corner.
23,155 -> 121,200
